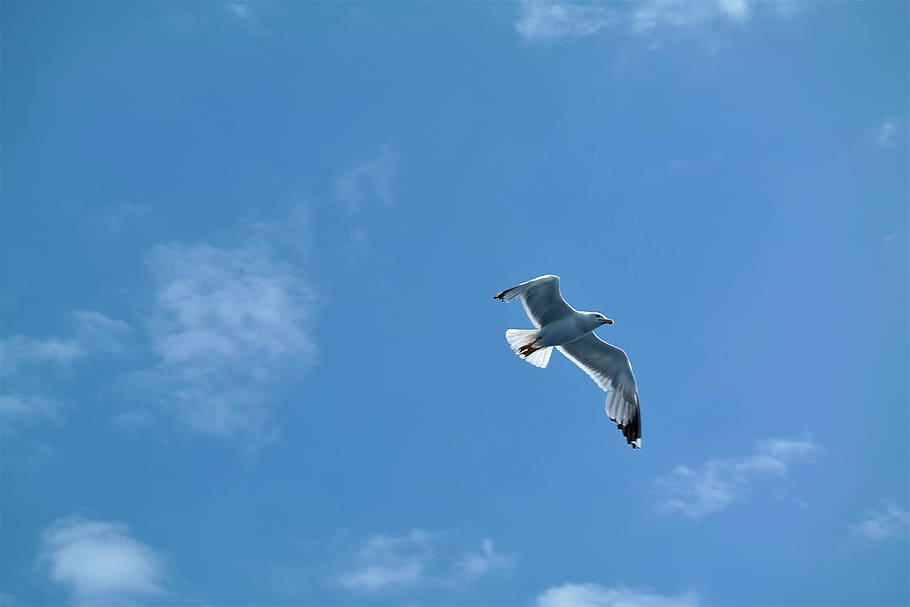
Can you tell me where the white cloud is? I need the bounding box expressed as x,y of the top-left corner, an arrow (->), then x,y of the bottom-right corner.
450,538 -> 515,581
227,2 -> 253,21
335,530 -> 433,593
536,583 -> 699,607
226,2 -> 264,34
1,311 -> 129,377
72,311 -> 132,353
0,393 -> 64,426
144,236 -> 318,437
1,312 -> 129,435
515,0 -> 615,43
334,530 -> 513,594
40,517 -> 165,606
515,0 -> 794,45
0,336 -> 83,376
850,503 -> 910,542
244,203 -> 311,256
334,147 -> 400,214
877,118 -> 901,148
718,0 -> 750,21
767,0 -> 803,18
150,243 -> 315,365
630,0 -> 752,35
655,438 -> 818,519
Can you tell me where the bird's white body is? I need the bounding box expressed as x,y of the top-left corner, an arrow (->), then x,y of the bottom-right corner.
535,312 -> 602,347
494,274 -> 642,449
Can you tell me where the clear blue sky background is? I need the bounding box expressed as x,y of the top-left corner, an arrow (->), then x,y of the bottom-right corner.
2,2 -> 908,606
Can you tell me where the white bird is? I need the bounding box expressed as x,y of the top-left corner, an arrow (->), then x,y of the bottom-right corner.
494,274 -> 642,449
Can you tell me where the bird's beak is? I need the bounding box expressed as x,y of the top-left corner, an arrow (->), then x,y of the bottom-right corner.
604,318 -> 614,325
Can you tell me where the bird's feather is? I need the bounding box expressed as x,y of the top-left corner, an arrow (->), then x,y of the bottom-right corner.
557,333 -> 642,449
493,274 -> 575,328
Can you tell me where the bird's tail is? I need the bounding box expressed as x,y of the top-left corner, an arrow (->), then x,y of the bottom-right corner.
505,329 -> 552,368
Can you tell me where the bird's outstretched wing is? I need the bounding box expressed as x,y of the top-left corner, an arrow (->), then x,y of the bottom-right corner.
557,333 -> 642,449
493,274 -> 574,328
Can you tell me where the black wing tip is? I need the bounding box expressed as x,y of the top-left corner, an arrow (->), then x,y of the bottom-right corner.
610,416 -> 642,449
494,285 -> 520,301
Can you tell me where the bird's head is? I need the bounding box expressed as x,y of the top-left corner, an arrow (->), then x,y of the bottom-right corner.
587,312 -> 614,326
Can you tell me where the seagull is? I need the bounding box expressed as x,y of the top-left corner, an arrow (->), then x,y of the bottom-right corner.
493,274 -> 642,449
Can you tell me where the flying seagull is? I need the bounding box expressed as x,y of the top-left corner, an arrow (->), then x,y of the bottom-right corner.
494,274 -> 642,449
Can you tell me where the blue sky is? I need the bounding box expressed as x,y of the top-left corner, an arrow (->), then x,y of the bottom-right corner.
1,1 -> 908,605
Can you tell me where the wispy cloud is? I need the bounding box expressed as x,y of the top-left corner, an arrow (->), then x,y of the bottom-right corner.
449,538 -> 515,582
141,231 -> 318,438
1,312 -> 130,432
877,118 -> 901,149
515,0 -> 795,45
1,311 -> 129,377
72,311 -> 132,353
515,0 -> 615,43
333,148 -> 401,270
655,438 -> 819,519
40,517 -> 165,606
226,2 -> 265,35
536,583 -> 699,607
149,243 -> 316,366
0,393 -> 64,426
0,336 -> 84,376
629,0 -> 752,35
333,147 -> 400,215
849,503 -> 910,542
333,530 -> 513,594
335,530 -> 433,593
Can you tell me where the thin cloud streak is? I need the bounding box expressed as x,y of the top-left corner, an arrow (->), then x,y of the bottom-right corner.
333,147 -> 400,214
449,538 -> 515,582
850,503 -> 910,541
515,0 -> 615,43
1,311 -> 129,376
1,312 -> 129,430
71,311 -> 132,353
655,438 -> 819,519
515,0 -> 795,45
0,393 -> 64,426
334,530 -> 433,593
333,530 -> 513,594
333,148 -> 400,271
877,118 -> 901,148
630,0 -> 752,35
0,336 -> 83,375
536,583 -> 700,607
226,2 -> 265,35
